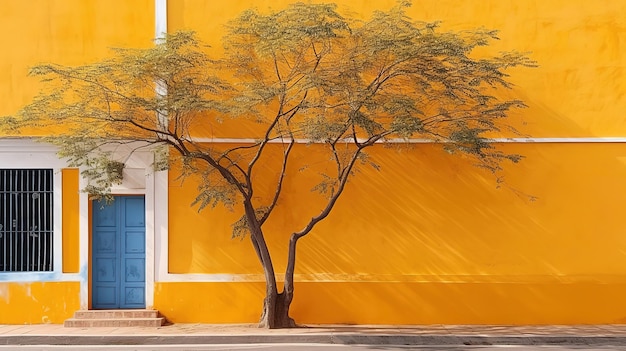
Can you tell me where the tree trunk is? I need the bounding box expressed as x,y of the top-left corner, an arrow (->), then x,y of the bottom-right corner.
242,199 -> 289,328
259,232 -> 302,328
259,290 -> 296,328
242,198 -> 301,328
257,232 -> 301,329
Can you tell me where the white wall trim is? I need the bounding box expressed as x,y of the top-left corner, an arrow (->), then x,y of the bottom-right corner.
52,170 -> 63,279
78,176 -> 89,309
8,136 -> 626,145
159,273 -> 265,282
488,137 -> 626,143
186,136 -> 626,144
155,0 -> 167,41
0,273 -> 85,283
0,138 -> 60,151
144,165 -> 156,309
153,0 -> 170,287
154,170 -> 169,285
154,273 -> 626,284
6,136 -> 626,147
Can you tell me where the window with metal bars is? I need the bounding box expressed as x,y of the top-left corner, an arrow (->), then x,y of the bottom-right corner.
0,169 -> 54,272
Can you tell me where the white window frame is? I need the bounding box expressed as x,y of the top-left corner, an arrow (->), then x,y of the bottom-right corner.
0,139 -> 69,282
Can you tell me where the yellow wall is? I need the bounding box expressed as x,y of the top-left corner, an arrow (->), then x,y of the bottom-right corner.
164,142 -> 626,323
62,168 -> 80,273
0,1 -> 154,324
169,142 -> 626,278
0,0 -> 155,136
156,281 -> 626,324
0,172 -> 82,325
161,0 -> 626,324
0,282 -> 80,324
168,0 -> 626,138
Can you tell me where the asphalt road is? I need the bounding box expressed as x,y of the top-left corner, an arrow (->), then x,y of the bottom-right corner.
1,345 -> 626,351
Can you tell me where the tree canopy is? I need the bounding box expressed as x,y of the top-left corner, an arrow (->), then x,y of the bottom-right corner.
5,1 -> 535,328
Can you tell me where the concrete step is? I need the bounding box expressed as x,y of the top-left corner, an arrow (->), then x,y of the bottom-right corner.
64,310 -> 165,327
71,309 -> 159,319
64,317 -> 165,328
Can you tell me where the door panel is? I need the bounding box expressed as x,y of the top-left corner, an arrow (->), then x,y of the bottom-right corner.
92,196 -> 145,309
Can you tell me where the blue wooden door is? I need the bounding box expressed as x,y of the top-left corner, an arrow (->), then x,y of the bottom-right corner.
92,196 -> 146,309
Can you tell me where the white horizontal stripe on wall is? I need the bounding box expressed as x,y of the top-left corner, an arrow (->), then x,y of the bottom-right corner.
184,137 -> 626,144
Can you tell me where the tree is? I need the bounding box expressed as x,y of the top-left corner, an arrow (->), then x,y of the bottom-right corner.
5,1 -> 535,328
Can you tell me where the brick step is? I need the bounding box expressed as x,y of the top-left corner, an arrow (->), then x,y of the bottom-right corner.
71,309 -> 159,319
64,317 -> 164,328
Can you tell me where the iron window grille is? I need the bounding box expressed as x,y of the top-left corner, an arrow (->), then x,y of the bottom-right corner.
0,169 -> 54,272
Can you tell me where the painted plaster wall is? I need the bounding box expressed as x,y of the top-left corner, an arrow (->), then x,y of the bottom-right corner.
0,282 -> 80,324
167,0 -> 626,138
62,169 -> 80,273
162,142 -> 626,323
167,143 -> 626,276
159,0 -> 626,323
155,281 -> 626,324
0,0 -> 155,133
0,0 -> 154,324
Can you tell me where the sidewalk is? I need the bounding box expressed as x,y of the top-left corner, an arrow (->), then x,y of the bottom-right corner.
3,323 -> 626,346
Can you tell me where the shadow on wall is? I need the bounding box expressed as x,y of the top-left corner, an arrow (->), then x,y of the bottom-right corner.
162,92 -> 626,324
284,97 -> 626,324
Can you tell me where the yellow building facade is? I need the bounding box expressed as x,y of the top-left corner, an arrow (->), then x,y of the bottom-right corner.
1,0 -> 626,324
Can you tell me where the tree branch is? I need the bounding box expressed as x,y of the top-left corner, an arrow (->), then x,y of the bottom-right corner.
259,138 -> 295,225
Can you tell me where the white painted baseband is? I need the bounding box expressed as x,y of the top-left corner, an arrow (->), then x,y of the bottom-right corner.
155,273 -> 626,284
0,273 -> 84,283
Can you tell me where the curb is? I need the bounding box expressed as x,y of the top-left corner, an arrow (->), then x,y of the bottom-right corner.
2,334 -> 626,346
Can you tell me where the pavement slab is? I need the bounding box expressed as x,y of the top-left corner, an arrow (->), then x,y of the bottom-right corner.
2,324 -> 626,346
